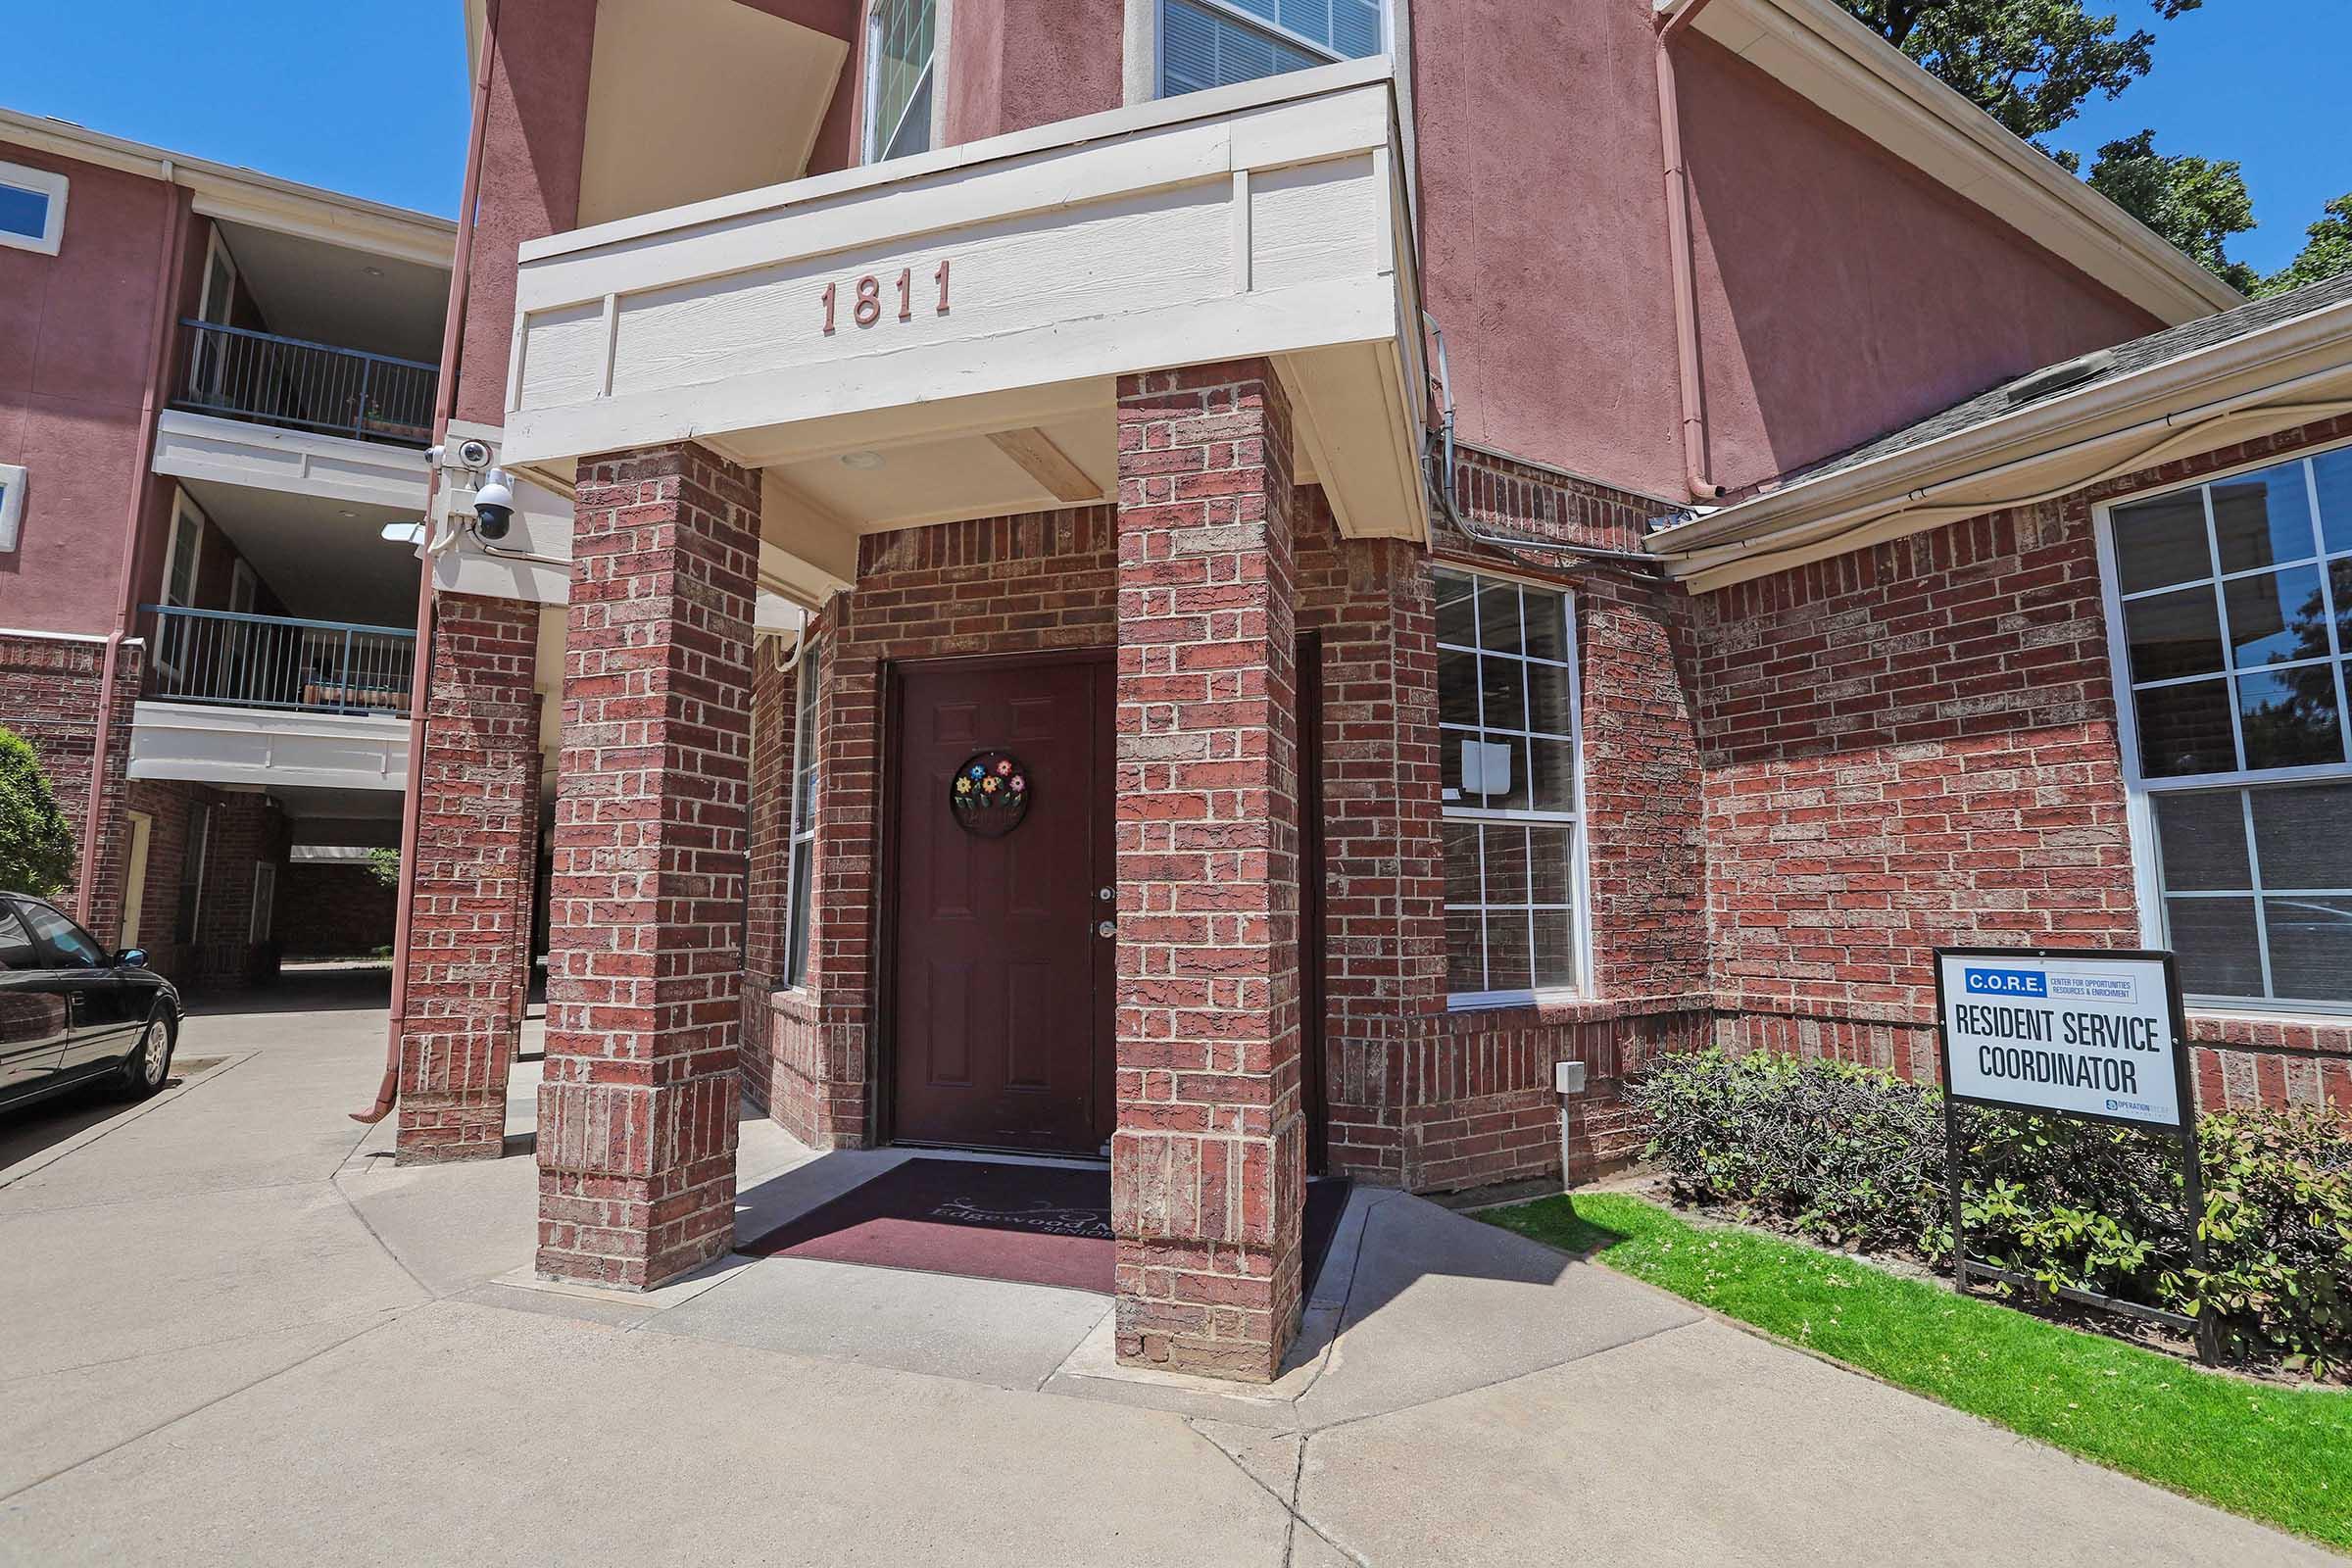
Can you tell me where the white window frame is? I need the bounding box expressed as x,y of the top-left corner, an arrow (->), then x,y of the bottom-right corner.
1154,0 -> 1391,99
198,227 -> 241,325
0,462 -> 24,554
780,639 -> 823,991
162,490 -> 206,610
862,0 -> 938,166
2092,434 -> 2352,1018
1437,564 -> 1592,1009
0,160 -> 68,257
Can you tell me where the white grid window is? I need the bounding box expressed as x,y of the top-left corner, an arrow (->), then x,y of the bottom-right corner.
1437,568 -> 1586,1006
0,161 -> 68,257
865,0 -> 936,164
2100,442 -> 2352,1013
1161,0 -> 1384,98
782,642 -> 823,989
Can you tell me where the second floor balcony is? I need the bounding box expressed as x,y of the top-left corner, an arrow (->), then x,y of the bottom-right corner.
175,320 -> 438,449
144,605 -> 416,717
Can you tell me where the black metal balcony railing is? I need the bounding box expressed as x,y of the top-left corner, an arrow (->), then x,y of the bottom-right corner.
175,320 -> 438,448
144,606 -> 416,716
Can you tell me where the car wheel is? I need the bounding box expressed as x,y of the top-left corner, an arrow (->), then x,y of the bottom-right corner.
118,1011 -> 174,1101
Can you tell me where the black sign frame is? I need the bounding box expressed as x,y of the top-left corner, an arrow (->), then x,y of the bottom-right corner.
1932,945 -> 2215,1364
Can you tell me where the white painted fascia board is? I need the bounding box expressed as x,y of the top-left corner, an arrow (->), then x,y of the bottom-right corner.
152,410 -> 432,513
0,109 -> 455,269
517,54 -> 1396,267
1687,0 -> 2240,324
1654,297 -> 2352,576
127,701 -> 411,790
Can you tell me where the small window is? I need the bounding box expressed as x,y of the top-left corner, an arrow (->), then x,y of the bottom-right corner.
1437,568 -> 1587,1006
0,462 -> 24,553
865,0 -> 936,164
2101,443 -> 2352,1013
1161,0 -> 1384,98
0,160 -> 68,256
782,640 -> 823,988
21,901 -> 109,968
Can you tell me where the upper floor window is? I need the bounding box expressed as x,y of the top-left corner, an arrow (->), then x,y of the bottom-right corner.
1437,568 -> 1587,1007
0,462 -> 24,554
865,0 -> 936,163
0,161 -> 68,257
1161,0 -> 1384,98
2099,442 -> 2352,1014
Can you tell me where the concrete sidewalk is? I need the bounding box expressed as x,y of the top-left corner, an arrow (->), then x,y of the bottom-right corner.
0,980 -> 2328,1566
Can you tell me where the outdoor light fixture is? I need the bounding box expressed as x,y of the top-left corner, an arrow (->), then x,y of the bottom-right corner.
380,520 -> 426,546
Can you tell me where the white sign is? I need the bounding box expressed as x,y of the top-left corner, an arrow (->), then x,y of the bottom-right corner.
1936,951 -> 2185,1129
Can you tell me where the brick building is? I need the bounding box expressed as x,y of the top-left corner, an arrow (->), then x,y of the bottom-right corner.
13,0 -> 2329,1388
0,110 -> 455,990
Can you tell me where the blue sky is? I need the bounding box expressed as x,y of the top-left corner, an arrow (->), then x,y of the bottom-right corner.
5,1 -> 2344,274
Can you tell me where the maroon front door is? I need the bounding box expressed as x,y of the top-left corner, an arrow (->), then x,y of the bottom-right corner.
888,653 -> 1114,1154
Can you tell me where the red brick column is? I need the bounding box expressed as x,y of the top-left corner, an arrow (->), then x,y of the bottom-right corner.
395,593 -> 541,1163
1111,362 -> 1305,1382
537,441 -> 757,1290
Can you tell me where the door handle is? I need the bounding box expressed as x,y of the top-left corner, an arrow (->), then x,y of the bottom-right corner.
1096,921 -> 1116,939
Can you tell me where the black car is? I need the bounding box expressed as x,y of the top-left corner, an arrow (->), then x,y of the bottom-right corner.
0,893 -> 179,1114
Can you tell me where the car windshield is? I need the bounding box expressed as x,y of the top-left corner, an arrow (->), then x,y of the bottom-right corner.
18,902 -> 109,968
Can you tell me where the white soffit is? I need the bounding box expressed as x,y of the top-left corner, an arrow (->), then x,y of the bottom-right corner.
1686,0 -> 2240,324
503,60 -> 1429,545
128,703 -> 410,793
154,411 -> 431,515
577,0 -> 850,229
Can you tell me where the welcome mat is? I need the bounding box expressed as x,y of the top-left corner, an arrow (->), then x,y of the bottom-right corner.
743,1158 -> 1352,1297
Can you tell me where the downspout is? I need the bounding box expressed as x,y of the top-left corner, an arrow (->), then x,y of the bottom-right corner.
78,159 -> 187,927
353,1 -> 502,1124
1657,0 -> 1727,502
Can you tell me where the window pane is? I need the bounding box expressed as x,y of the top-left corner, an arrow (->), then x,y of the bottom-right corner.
2211,467 -> 2317,574
1532,909 -> 1576,989
2265,897 -> 2352,1004
883,74 -> 933,160
2111,492 -> 2211,594
1434,570 -> 1476,647
785,851 -> 813,988
1333,0 -> 1382,55
1438,649 -> 1478,726
2167,896 -> 2263,997
1528,737 -> 1576,812
2124,586 -> 2223,682
1522,589 -> 1569,664
22,903 -> 105,967
1162,0 -> 1323,95
2317,449 -> 2352,556
1480,654 -> 1526,731
1442,822 -> 1480,906
2332,561 -> 2352,645
1484,910 -> 1532,992
0,184 -> 48,241
0,909 -> 35,968
1477,580 -> 1522,654
2154,790 -> 2250,891
1526,662 -> 1573,736
1527,825 -> 1575,905
2134,678 -> 2236,778
1481,825 -> 1529,906
868,0 -> 935,160
2222,564 -> 2329,668
2235,666 -> 2344,770
2250,782 -> 2352,890
1446,907 -> 1484,994
1441,733 -> 1465,798
1482,733 -> 1530,809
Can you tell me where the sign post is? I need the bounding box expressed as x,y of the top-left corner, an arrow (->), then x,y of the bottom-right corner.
1933,947 -> 2215,1364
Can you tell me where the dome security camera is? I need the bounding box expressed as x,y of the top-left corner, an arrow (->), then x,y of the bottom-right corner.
473,469 -> 517,542
457,438 -> 494,470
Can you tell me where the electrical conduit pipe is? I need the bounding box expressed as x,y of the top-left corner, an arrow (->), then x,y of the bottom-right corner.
1657,0 -> 1728,502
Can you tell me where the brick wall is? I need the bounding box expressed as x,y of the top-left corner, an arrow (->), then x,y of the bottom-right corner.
0,630 -> 142,942
277,861 -> 399,958
1691,416 -> 2352,1114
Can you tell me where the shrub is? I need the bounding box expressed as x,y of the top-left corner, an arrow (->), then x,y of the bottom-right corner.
0,725 -> 74,899
1629,1048 -> 2352,1376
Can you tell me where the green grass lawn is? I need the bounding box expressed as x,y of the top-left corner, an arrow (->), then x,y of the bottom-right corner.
1481,1191 -> 2352,1552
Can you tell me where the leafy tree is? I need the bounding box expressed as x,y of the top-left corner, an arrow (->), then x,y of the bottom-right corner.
1836,0 -> 2201,140
2058,130 -> 2261,292
366,847 -> 401,889
2258,193 -> 2352,297
0,726 -> 75,900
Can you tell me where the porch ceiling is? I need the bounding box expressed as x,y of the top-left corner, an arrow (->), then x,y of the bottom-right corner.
500,60 -> 1430,570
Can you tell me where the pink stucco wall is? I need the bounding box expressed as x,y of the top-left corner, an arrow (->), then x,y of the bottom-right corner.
943,0 -> 1125,147
0,141 -> 178,638
1411,0 -> 2163,502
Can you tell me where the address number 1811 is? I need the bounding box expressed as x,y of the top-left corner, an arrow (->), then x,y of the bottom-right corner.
822,261 -> 952,334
